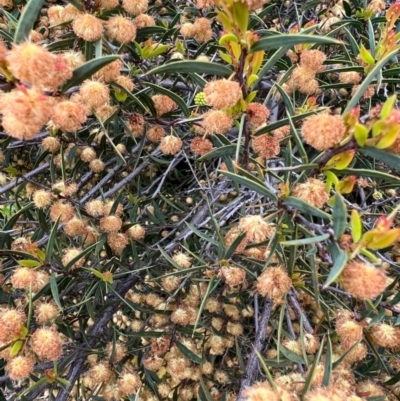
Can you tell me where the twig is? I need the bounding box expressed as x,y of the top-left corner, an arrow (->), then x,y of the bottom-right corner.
0,163 -> 50,197
50,274 -> 140,401
287,289 -> 314,334
164,178 -> 230,252
99,149 -> 161,200
237,298 -> 273,401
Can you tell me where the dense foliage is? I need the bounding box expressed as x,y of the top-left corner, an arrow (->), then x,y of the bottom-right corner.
1,0 -> 400,400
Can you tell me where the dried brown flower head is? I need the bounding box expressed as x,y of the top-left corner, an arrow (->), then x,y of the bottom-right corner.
252,135 -> 280,158
292,178 -> 329,209
219,266 -> 246,287
256,265 -> 292,300
34,301 -> 59,325
300,49 -> 326,73
93,59 -> 123,83
30,326 -> 63,361
72,14 -> 103,42
204,79 -> 242,109
32,189 -> 52,209
127,224 -> 145,240
152,95 -> 178,117
146,125 -> 165,143
127,113 -> 145,137
6,355 -> 34,381
6,43 -> 72,89
0,87 -> 52,140
79,80 -> 110,109
370,323 -> 400,348
340,261 -> 387,300
160,135 -> 183,155
301,113 -> 346,151
197,110 -> 233,135
50,200 -> 74,223
246,103 -> 270,128
51,101 -> 87,132
62,247 -> 85,269
107,232 -> 129,255
238,215 -> 275,243
122,0 -> 148,15
135,14 -> 156,29
106,16 -> 137,43
89,158 -> 105,173
190,137 -> 213,155
100,215 -> 123,233
338,71 -> 362,84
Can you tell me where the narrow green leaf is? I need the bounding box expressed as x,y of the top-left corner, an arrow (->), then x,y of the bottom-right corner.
46,216 -> 61,263
10,340 -> 23,357
250,34 -> 342,53
331,167 -> 400,184
198,144 -> 237,161
359,147 -> 400,172
219,169 -> 278,201
193,276 -> 219,334
3,202 -> 34,231
157,245 -> 187,270
274,84 -> 295,116
144,82 -> 190,118
277,302 -> 286,363
332,194 -> 347,239
199,376 -> 213,401
322,336 -> 332,387
283,197 -> 331,220
384,369 -> 400,385
185,222 -> 219,246
368,308 -> 387,327
146,61 -> 232,77
281,233 -> 330,246
351,209 -> 362,243
64,242 -> 98,270
255,110 -> 321,136
62,55 -> 121,92
19,259 -> 41,268
175,340 -> 204,364
253,348 -> 277,389
235,337 -> 246,373
343,48 -> 399,114
323,247 -> 347,288
14,0 -> 45,43
339,335 -> 364,370
50,273 -> 63,310
224,232 -> 246,259
302,337 -> 325,395
16,377 -> 47,399
279,343 -> 307,364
